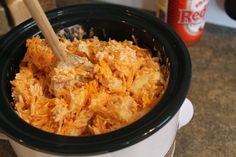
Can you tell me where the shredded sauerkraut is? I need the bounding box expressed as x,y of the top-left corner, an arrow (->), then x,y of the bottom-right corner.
11,36 -> 167,136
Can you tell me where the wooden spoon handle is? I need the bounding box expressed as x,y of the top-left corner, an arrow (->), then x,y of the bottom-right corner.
23,0 -> 66,62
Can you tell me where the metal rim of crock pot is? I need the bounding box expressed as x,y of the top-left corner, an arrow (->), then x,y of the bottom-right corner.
0,4 -> 191,155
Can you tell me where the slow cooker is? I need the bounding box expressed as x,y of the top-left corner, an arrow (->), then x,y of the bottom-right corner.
0,4 -> 193,157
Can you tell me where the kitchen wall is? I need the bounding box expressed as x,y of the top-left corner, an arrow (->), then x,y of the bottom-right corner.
100,0 -> 236,28
206,0 -> 236,28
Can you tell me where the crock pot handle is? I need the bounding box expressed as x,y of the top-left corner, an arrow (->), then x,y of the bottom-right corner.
178,98 -> 194,129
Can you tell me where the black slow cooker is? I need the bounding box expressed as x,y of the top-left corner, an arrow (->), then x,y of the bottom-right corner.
0,4 -> 191,155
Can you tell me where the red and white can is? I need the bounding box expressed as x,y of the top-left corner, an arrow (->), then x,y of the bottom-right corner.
157,0 -> 209,46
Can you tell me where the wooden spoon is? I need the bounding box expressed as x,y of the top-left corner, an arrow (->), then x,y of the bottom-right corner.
23,0 -> 67,63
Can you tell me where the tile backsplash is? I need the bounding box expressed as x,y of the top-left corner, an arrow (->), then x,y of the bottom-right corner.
206,0 -> 236,28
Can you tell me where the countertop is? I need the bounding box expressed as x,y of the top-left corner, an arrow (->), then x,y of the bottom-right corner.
0,9 -> 236,157
175,23 -> 236,157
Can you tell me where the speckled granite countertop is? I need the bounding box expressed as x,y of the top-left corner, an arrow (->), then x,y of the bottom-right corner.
0,19 -> 235,157
175,23 -> 236,157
